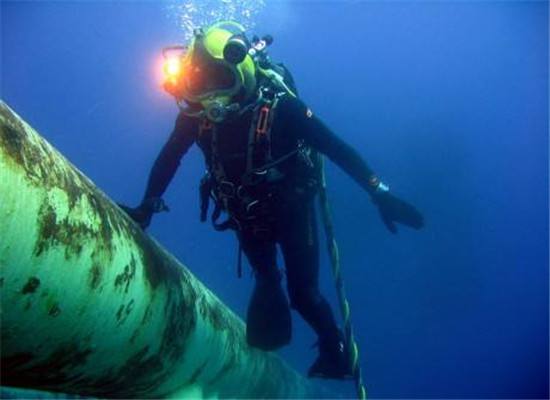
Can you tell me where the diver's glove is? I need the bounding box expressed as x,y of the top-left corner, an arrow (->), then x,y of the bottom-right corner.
118,197 -> 169,230
370,182 -> 424,234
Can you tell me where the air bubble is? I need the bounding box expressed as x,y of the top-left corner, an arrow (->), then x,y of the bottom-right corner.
166,0 -> 266,41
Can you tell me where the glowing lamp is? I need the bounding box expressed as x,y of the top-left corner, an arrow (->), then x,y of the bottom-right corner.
161,45 -> 187,98
164,58 -> 181,78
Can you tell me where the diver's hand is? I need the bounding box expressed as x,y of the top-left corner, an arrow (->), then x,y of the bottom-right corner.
118,197 -> 169,230
372,191 -> 424,234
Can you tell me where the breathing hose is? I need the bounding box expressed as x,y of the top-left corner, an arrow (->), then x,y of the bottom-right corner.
317,156 -> 367,400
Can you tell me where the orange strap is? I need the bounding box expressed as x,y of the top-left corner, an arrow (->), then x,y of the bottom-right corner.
256,105 -> 271,138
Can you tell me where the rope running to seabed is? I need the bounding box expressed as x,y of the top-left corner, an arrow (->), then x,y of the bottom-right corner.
317,156 -> 367,400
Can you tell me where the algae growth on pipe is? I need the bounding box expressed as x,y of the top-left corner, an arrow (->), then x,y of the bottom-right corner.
0,101 -> 324,399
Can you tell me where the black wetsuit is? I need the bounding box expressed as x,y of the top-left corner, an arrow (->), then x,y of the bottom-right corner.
143,94 -> 376,347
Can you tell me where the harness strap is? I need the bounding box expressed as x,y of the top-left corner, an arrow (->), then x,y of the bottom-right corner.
246,103 -> 262,173
200,118 -> 236,232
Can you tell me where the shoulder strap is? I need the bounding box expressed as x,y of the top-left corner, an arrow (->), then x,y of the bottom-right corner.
198,117 -> 230,191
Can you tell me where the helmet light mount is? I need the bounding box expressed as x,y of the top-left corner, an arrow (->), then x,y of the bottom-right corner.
161,45 -> 188,99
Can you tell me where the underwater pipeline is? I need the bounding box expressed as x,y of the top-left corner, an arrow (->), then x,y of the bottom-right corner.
0,101 -> 324,399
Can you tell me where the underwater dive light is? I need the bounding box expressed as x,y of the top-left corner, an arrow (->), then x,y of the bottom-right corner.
164,57 -> 181,78
162,45 -> 187,98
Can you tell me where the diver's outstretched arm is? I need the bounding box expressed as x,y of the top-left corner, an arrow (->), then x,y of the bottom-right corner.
279,96 -> 424,233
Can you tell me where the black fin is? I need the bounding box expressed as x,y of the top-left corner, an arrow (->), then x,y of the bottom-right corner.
246,275 -> 291,351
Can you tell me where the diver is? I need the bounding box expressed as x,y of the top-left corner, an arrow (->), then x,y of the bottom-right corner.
120,22 -> 424,380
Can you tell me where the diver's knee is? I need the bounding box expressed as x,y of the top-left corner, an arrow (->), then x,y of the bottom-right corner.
289,286 -> 323,311
254,267 -> 283,287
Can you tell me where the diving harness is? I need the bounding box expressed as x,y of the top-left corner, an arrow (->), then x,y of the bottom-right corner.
197,85 -> 311,236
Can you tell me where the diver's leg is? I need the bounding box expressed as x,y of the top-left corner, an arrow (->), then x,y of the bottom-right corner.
238,229 -> 291,350
278,202 -> 351,379
238,229 -> 278,278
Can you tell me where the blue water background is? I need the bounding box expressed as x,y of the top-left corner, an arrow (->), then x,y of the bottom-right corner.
2,1 -> 548,398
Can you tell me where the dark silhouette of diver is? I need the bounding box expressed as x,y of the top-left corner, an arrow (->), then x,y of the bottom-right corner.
121,22 -> 424,379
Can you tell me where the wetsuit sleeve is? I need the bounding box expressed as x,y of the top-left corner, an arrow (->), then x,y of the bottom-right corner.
279,96 -> 379,194
142,112 -> 199,200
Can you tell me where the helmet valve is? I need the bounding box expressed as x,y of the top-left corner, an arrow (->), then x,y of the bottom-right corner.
205,101 -> 240,123
223,34 -> 251,65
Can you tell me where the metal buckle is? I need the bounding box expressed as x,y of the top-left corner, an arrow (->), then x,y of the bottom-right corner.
242,169 -> 267,186
218,181 -> 236,198
246,200 -> 260,214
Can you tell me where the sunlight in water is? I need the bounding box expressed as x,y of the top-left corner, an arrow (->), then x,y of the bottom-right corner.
166,0 -> 266,41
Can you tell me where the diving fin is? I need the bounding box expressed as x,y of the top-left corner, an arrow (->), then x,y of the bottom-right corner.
308,331 -> 354,380
246,271 -> 291,351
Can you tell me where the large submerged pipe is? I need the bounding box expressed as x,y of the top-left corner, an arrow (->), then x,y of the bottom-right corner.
0,101 -> 323,399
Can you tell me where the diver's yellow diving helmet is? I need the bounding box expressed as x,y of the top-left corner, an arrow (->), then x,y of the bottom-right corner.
163,22 -> 257,122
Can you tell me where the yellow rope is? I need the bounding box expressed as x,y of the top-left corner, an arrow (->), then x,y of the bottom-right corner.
317,156 -> 367,399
